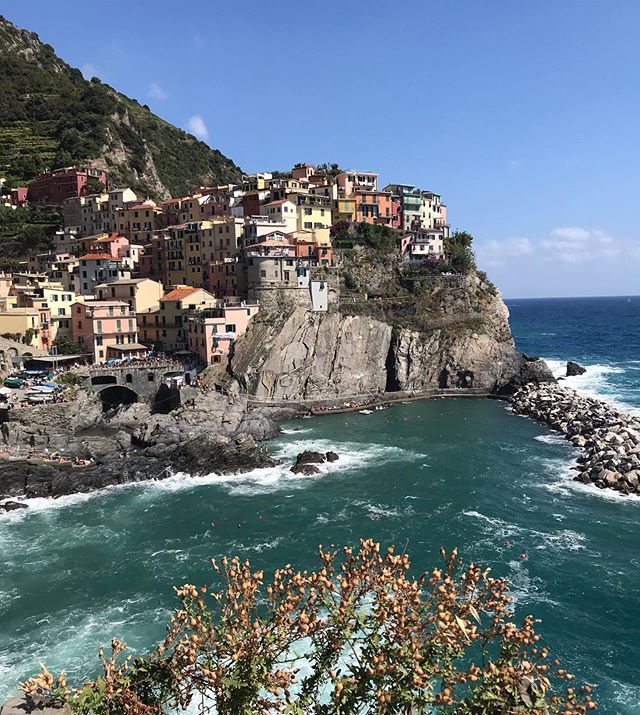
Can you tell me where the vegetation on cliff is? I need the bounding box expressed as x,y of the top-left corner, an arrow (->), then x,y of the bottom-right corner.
21,541 -> 594,714
0,16 -> 242,198
0,204 -> 60,261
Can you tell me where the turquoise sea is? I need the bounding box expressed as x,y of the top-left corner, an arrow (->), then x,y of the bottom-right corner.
1,295 -> 639,712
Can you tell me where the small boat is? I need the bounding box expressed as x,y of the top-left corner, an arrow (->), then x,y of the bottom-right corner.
359,409 -> 373,415
375,404 -> 389,411
27,394 -> 53,404
3,377 -> 23,389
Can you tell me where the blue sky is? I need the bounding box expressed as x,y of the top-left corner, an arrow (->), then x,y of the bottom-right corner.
5,1 -> 640,298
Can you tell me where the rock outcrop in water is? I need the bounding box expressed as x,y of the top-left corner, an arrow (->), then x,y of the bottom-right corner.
510,383 -> 640,495
229,271 -> 527,400
0,390 -> 281,503
566,361 -> 587,377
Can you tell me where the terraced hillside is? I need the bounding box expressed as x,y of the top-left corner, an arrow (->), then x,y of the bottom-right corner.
0,15 -> 242,198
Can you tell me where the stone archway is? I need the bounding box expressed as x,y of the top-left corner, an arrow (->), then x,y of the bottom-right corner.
98,385 -> 138,411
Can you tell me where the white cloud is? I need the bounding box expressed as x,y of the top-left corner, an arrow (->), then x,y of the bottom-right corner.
475,237 -> 532,266
541,227 -> 618,263
81,63 -> 101,79
148,82 -> 168,101
549,227 -> 590,242
187,115 -> 209,141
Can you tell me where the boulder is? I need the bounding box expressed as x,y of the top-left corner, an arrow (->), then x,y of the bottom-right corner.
295,451 -> 326,465
499,356 -> 556,394
170,433 -> 275,477
290,463 -> 321,476
566,361 -> 587,377
0,501 -> 28,511
325,451 -> 340,462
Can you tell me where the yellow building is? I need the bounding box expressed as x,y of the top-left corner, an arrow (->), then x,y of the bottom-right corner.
95,278 -> 164,314
0,307 -> 51,349
115,200 -> 162,245
296,195 -> 331,244
141,285 -> 216,352
15,283 -> 84,342
332,197 -> 357,224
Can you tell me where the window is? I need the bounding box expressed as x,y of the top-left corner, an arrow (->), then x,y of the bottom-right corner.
304,208 -> 312,215
225,324 -> 236,333
148,373 -> 155,382
260,270 -> 267,277
126,373 -> 132,383
95,336 -> 103,346
304,222 -> 312,229
116,320 -> 122,332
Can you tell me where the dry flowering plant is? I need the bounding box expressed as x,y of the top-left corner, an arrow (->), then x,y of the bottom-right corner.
21,540 -> 595,714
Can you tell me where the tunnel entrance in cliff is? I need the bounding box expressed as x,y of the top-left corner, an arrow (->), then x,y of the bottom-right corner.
152,384 -> 181,414
98,385 -> 138,411
384,338 -> 401,392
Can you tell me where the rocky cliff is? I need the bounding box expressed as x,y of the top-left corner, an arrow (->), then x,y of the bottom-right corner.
229,263 -> 524,401
0,390 -> 284,502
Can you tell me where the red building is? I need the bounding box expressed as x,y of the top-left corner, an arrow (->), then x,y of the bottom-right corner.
27,167 -> 108,204
11,187 -> 28,206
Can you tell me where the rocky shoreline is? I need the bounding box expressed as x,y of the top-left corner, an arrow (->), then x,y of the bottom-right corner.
0,389 -> 296,508
510,382 -> 640,496
0,354 -> 557,510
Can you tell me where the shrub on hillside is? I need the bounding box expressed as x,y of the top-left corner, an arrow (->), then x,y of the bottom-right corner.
21,541 -> 595,715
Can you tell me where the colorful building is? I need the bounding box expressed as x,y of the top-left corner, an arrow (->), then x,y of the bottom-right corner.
95,278 -> 163,314
261,199 -> 298,232
0,306 -> 52,350
336,171 -> 378,197
187,301 -> 259,366
71,300 -> 144,363
353,190 -> 401,227
115,200 -> 161,245
142,286 -> 216,353
28,167 -> 108,204
75,253 -> 131,296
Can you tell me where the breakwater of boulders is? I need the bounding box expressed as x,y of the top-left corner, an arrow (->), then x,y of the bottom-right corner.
511,383 -> 640,495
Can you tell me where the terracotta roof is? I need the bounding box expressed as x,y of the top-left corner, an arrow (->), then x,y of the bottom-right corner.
79,253 -> 115,261
160,286 -> 199,302
129,202 -> 159,210
264,199 -> 291,206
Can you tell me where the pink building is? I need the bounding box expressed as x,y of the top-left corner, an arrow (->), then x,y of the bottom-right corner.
335,171 -> 378,197
11,187 -> 28,206
207,258 -> 238,296
89,234 -> 130,258
71,300 -> 145,363
187,301 -> 259,366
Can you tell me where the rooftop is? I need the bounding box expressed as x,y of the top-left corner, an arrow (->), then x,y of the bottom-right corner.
94,278 -> 152,288
79,253 -> 117,261
160,286 -> 199,302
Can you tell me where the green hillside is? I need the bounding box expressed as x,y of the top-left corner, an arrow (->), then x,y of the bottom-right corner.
0,15 -> 242,198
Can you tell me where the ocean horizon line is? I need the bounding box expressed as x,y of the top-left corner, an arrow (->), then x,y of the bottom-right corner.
504,294 -> 640,301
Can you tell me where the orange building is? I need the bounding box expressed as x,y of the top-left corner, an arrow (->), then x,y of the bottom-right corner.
353,190 -> 401,227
